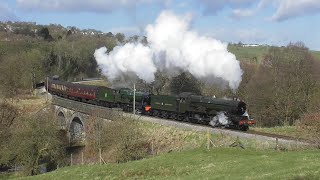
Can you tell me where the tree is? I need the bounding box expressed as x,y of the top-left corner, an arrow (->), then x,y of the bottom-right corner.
0,102 -> 19,165
38,27 -> 53,41
169,72 -> 202,95
85,111 -> 148,163
115,33 -> 125,43
0,49 -> 45,98
106,32 -> 114,38
151,71 -> 169,95
243,43 -> 319,126
0,54 -> 25,98
297,112 -> 320,148
10,110 -> 66,175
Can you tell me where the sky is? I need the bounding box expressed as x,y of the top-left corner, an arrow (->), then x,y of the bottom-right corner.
0,0 -> 319,50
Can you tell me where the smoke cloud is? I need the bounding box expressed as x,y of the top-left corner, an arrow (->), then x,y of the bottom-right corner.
94,11 -> 243,90
209,111 -> 229,127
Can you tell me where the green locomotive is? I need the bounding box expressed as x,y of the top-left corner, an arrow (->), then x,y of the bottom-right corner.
146,92 -> 254,131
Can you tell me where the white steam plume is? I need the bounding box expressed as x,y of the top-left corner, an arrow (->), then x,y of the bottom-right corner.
94,43 -> 156,82
209,112 -> 229,127
94,11 -> 243,90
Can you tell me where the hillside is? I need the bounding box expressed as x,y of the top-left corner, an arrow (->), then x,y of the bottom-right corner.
228,45 -> 320,62
20,148 -> 320,180
228,45 -> 270,63
311,50 -> 320,60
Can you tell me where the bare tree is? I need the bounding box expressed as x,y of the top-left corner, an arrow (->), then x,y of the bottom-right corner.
10,109 -> 67,175
0,102 -> 19,165
243,43 -> 319,126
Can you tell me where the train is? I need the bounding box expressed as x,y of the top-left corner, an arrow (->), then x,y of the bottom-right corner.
45,79 -> 255,131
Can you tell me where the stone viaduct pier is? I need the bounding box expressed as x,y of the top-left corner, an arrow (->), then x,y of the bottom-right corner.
51,96 -> 120,146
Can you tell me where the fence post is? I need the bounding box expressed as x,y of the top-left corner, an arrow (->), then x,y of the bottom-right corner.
70,153 -> 73,166
207,129 -> 210,149
99,148 -> 102,165
81,152 -> 84,165
151,139 -> 154,156
275,138 -> 279,151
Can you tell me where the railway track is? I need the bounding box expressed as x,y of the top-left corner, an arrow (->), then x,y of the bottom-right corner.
246,130 -> 297,140
52,95 -> 309,145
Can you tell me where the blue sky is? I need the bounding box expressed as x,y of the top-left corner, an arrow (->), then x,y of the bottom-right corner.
0,0 -> 319,50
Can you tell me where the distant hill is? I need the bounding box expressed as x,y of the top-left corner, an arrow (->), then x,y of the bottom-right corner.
228,44 -> 320,63
228,45 -> 270,63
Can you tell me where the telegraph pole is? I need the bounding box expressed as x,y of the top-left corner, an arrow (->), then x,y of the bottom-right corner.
133,83 -> 136,115
46,77 -> 49,102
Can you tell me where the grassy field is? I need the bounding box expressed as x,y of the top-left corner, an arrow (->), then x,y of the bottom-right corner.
252,126 -> 298,138
228,45 -> 270,63
311,51 -> 320,60
228,45 -> 320,62
18,147 -> 320,180
1,96 -> 48,115
0,173 -> 17,180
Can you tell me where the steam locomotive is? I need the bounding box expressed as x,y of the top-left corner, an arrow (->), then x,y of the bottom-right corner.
46,79 -> 255,131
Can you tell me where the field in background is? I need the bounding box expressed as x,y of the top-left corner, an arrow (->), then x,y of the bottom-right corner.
228,45 -> 320,62
311,51 -> 320,60
228,45 -> 269,63
22,148 -> 320,180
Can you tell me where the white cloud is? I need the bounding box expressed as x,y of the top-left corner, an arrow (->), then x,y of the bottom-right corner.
199,0 -> 320,21
205,27 -> 288,46
16,0 -> 165,13
231,0 -> 268,19
198,0 -> 258,14
231,8 -> 256,19
271,0 -> 320,21
0,3 -> 18,21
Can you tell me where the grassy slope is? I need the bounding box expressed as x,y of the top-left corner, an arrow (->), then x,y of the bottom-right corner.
228,45 -> 320,62
252,126 -> 298,137
228,45 -> 270,62
311,51 -> 320,60
22,148 -> 320,180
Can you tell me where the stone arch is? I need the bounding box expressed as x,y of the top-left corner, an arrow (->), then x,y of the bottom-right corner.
56,110 -> 67,129
69,113 -> 85,144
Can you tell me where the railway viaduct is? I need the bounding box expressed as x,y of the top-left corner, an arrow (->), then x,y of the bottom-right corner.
51,95 -> 117,146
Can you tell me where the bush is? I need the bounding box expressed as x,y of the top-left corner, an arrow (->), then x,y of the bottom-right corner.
10,109 -> 67,175
85,111 -> 149,163
0,102 -> 19,165
297,112 -> 320,148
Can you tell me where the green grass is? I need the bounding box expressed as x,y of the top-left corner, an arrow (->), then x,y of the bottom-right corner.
228,45 -> 320,62
0,172 -> 17,180
228,45 -> 270,63
252,126 -> 298,138
311,51 -> 320,60
19,148 -> 320,180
